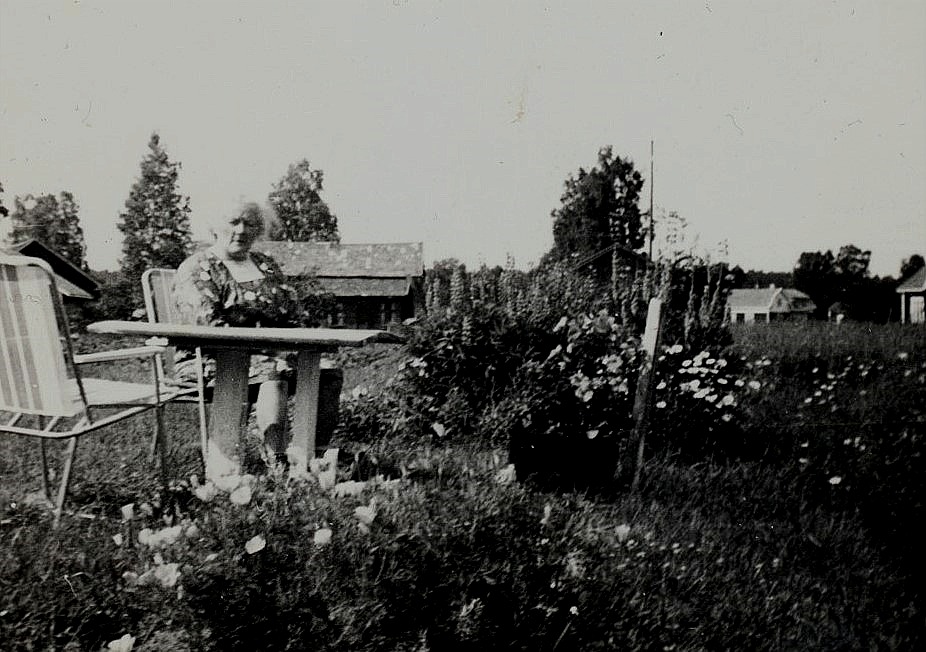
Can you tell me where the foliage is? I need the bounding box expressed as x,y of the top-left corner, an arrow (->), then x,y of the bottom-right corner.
81,269 -> 153,323
7,191 -> 88,269
0,181 -> 8,217
548,146 -> 645,283
727,266 -> 791,291
900,253 -> 924,280
267,159 -> 339,242
1,442 -> 921,651
1,326 -> 924,650
341,258 -> 737,487
117,132 -> 193,299
792,243 -> 897,321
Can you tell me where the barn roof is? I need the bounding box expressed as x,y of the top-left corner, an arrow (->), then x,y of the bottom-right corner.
4,239 -> 99,301
252,241 -> 424,279
896,266 -> 926,293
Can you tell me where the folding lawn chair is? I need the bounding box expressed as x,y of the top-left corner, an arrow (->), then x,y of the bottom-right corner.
141,268 -> 209,460
0,254 -> 187,527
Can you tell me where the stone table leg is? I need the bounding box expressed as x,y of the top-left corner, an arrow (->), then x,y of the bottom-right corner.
206,349 -> 250,480
290,349 -> 322,476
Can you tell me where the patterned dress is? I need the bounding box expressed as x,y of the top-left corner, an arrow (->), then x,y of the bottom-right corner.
172,248 -> 308,383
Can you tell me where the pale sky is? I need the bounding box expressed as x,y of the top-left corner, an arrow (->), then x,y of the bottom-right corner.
1,1 -> 924,277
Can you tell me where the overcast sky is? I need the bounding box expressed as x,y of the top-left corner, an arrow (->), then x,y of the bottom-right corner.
1,1 -> 924,276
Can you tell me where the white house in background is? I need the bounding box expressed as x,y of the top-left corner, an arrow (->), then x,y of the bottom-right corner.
727,285 -> 816,323
896,266 -> 926,324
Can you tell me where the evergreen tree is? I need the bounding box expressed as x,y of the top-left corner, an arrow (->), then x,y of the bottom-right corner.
117,132 -> 192,283
54,191 -> 87,269
549,146 -> 645,282
267,159 -> 339,242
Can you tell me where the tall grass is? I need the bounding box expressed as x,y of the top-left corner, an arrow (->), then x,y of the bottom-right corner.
730,321 -> 924,360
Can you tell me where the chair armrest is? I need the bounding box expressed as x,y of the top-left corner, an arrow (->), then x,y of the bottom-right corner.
74,345 -> 167,365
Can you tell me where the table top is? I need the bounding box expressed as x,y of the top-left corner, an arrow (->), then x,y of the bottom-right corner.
87,320 -> 405,350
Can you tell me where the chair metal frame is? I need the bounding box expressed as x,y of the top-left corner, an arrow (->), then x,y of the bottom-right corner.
1,254 -> 186,526
141,268 -> 209,460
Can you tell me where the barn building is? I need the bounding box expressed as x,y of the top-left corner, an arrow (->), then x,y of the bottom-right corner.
896,266 -> 926,324
252,241 -> 425,329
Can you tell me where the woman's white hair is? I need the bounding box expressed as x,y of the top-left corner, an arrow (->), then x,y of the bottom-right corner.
206,197 -> 280,240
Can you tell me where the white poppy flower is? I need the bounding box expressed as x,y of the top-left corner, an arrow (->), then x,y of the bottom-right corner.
245,535 -> 266,554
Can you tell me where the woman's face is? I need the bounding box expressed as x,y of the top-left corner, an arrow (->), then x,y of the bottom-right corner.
215,208 -> 263,259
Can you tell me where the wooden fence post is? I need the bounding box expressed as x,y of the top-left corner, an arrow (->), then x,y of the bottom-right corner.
622,298 -> 665,491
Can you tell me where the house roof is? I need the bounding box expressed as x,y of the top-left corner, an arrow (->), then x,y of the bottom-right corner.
896,266 -> 926,293
4,239 -> 99,300
252,241 -> 424,279
728,287 -> 815,313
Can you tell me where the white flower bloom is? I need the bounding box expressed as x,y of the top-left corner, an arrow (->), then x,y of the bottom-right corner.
748,380 -> 762,390
194,483 -> 217,503
107,634 -> 136,652
354,504 -> 377,526
229,485 -> 252,506
120,503 -> 134,521
112,533 -> 124,546
540,504 -> 552,526
495,464 -> 516,485
153,563 -> 181,588
245,535 -> 266,554
829,476 -> 842,485
615,524 -> 631,543
313,528 -> 333,546
333,481 -> 366,497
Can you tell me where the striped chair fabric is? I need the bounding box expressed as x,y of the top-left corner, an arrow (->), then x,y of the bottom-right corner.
1,254 -> 182,526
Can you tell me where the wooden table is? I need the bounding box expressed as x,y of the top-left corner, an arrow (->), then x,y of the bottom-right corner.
87,320 -> 404,478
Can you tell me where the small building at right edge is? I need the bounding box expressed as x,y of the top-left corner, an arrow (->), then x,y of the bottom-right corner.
727,285 -> 816,323
896,266 -> 926,324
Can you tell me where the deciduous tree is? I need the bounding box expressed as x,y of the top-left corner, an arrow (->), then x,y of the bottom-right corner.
900,254 -> 924,280
0,181 -> 8,218
549,146 -> 645,282
8,192 -> 88,270
267,159 -> 339,242
117,132 -> 193,285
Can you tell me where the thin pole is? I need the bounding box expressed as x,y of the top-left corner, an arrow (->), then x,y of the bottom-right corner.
648,140 -> 655,261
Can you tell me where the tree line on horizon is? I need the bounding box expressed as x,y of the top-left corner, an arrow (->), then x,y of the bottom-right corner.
0,132 -> 341,313
0,137 -> 922,323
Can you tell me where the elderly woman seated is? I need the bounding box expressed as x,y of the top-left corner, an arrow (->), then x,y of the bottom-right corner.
172,200 -> 325,468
